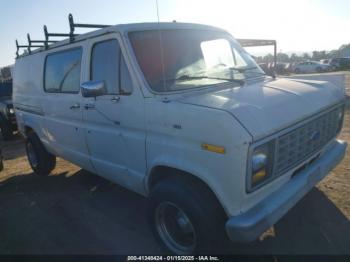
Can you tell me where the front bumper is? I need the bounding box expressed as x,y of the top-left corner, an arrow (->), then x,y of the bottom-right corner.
226,139 -> 347,242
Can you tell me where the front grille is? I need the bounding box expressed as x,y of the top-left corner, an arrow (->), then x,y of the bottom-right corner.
274,105 -> 343,176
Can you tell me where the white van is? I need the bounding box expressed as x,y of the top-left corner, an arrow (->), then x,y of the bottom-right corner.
13,18 -> 347,254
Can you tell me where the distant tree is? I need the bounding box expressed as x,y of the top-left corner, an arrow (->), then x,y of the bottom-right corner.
328,49 -> 339,58
339,43 -> 350,50
277,52 -> 289,62
338,43 -> 350,57
290,53 -> 299,62
312,50 -> 328,61
263,53 -> 275,63
302,53 -> 311,60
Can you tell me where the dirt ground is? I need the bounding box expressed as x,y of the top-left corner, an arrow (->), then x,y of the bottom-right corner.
0,73 -> 349,254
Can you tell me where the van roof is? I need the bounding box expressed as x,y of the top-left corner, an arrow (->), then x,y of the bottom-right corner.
16,20 -> 228,59
52,22 -> 228,46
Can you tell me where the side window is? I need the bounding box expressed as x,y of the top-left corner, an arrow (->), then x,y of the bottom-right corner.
91,39 -> 133,95
44,48 -> 82,93
91,39 -> 120,94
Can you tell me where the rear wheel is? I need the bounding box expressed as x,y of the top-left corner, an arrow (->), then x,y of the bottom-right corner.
25,132 -> 56,176
148,176 -> 228,254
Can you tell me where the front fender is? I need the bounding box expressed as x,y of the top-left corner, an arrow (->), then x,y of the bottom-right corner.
146,155 -> 230,213
145,99 -> 252,216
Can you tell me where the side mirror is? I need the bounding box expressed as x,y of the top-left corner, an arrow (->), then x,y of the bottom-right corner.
81,80 -> 107,98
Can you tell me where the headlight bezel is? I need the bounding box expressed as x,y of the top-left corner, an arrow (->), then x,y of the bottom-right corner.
247,140 -> 275,193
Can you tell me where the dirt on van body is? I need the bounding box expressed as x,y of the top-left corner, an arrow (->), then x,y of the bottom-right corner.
0,73 -> 349,254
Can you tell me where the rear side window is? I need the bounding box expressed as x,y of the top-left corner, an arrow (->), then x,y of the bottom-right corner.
91,39 -> 133,95
44,48 -> 82,93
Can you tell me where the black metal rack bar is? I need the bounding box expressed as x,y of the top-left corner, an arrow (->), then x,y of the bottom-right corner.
27,33 -> 57,54
237,39 -> 277,69
16,40 -> 33,58
16,13 -> 112,58
68,13 -> 111,40
43,25 -> 78,48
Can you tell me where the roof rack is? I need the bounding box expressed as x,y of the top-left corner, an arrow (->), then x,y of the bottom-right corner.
43,25 -> 77,48
16,13 -> 112,58
68,13 -> 111,38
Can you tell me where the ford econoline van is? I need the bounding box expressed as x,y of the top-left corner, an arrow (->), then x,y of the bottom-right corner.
13,17 -> 347,254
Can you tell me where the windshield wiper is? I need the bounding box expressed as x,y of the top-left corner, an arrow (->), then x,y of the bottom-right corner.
205,76 -> 245,86
170,75 -> 244,86
229,66 -> 274,79
229,66 -> 259,73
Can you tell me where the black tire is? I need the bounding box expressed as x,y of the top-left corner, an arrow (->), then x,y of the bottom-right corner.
25,132 -> 56,176
294,68 -> 301,74
0,118 -> 14,141
0,149 -> 3,172
148,176 -> 228,254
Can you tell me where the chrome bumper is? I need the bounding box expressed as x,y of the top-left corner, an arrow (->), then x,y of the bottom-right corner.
226,140 -> 347,242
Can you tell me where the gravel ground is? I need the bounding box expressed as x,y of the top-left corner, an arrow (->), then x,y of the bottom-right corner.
0,73 -> 349,254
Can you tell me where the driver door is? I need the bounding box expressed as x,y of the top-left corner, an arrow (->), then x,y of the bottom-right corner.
82,34 -> 146,190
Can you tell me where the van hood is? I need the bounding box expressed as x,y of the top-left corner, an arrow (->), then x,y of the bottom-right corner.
177,78 -> 345,140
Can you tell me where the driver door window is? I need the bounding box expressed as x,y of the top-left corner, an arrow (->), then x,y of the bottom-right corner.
91,39 -> 133,95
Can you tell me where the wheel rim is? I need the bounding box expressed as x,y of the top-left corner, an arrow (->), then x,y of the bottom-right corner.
27,141 -> 38,168
155,202 -> 196,254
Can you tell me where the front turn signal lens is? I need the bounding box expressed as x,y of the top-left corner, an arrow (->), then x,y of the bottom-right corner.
252,169 -> 267,184
201,143 -> 226,154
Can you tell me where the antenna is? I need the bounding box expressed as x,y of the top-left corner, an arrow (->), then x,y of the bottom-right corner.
156,0 -> 160,23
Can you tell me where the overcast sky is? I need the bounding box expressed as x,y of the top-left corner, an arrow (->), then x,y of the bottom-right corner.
1,0 -> 349,66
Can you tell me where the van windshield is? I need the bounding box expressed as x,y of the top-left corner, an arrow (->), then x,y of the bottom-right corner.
129,29 -> 264,92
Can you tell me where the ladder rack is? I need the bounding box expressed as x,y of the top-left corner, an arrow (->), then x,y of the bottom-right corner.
16,13 -> 112,58
68,13 -> 111,38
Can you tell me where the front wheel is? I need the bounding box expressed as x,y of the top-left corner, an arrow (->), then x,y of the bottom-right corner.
25,132 -> 56,176
148,176 -> 228,254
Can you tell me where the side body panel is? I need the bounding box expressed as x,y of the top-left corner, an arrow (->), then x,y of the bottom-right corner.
13,52 -> 48,142
13,42 -> 94,172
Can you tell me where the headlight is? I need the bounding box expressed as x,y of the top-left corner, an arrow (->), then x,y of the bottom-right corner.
8,108 -> 15,114
249,141 -> 275,190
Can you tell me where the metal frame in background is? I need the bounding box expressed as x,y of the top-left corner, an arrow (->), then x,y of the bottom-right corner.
15,14 -> 111,58
237,39 -> 277,69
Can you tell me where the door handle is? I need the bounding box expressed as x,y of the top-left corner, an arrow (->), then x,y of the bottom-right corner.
111,96 -> 120,103
70,103 -> 80,110
84,103 -> 95,110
